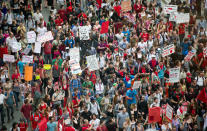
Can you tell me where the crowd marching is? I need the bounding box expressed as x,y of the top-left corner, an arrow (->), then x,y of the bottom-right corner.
0,0 -> 207,130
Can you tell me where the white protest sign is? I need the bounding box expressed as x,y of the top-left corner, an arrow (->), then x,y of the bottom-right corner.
162,44 -> 175,57
22,55 -> 33,63
11,42 -> 21,52
164,5 -> 178,14
3,54 -> 15,63
69,47 -> 80,61
184,51 -> 196,62
23,45 -> 32,55
176,13 -> 189,23
27,31 -> 36,43
203,48 -> 207,57
34,42 -> 41,53
37,31 -> 54,43
166,104 -> 173,121
79,26 -> 90,40
169,12 -> 177,22
132,81 -> 142,89
69,59 -> 82,74
86,55 -> 99,71
169,68 -> 180,83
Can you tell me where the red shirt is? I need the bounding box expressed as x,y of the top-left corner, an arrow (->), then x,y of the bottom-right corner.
82,124 -> 91,131
39,103 -> 47,111
30,113 -> 42,130
19,123 -> 28,131
0,46 -> 8,58
58,9 -> 67,21
134,4 -> 142,13
166,22 -> 173,32
114,6 -> 121,16
21,104 -> 32,119
141,33 -> 149,42
12,73 -> 20,80
64,126 -> 75,131
44,43 -> 52,54
55,18 -> 63,26
179,24 -> 185,35
77,13 -> 87,18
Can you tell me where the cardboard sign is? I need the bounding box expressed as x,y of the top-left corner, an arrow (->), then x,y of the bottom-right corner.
121,0 -> 132,12
203,48 -> 207,57
100,21 -> 109,34
23,45 -> 32,55
24,66 -> 33,81
37,31 -> 54,43
164,5 -> 178,14
86,55 -> 99,71
79,26 -> 90,40
27,31 -> 36,43
165,104 -> 173,121
69,59 -> 82,74
162,44 -> 175,57
169,67 -> 180,83
22,55 -> 33,63
69,47 -> 80,61
184,51 -> 196,62
34,42 -> 41,53
176,13 -> 189,24
132,81 -> 142,89
11,42 -> 21,52
3,54 -> 15,63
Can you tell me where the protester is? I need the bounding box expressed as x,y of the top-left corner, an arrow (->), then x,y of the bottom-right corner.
0,0 -> 207,130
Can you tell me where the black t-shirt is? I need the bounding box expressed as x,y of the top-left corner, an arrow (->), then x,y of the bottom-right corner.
105,67 -> 115,75
80,111 -> 91,121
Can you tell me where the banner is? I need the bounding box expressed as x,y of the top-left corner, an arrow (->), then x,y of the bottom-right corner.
162,44 -> 175,57
24,66 -> 33,81
69,47 -> 80,61
23,45 -> 32,55
169,67 -> 180,83
203,48 -> 207,57
3,54 -> 15,63
164,5 -> 178,14
34,42 -> 41,53
165,104 -> 173,121
132,81 -> 142,89
184,51 -> 196,62
37,31 -> 54,43
79,26 -> 90,40
121,0 -> 132,12
169,12 -> 177,22
86,55 -> 99,71
69,59 -> 82,74
22,55 -> 33,63
27,31 -> 36,43
11,42 -> 21,52
100,21 -> 109,34
148,107 -> 161,123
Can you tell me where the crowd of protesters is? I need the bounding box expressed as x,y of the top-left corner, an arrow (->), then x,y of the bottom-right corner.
0,0 -> 207,130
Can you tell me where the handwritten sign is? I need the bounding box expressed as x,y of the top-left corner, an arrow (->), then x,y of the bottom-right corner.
69,59 -> 82,74
69,47 -> 80,61
27,31 -> 36,43
164,5 -> 178,14
132,81 -> 142,89
22,55 -> 33,63
24,66 -> 33,81
169,68 -> 180,83
184,51 -> 196,62
203,48 -> 207,57
86,55 -> 99,71
3,54 -> 15,63
162,44 -> 175,57
37,31 -> 54,43
34,42 -> 41,53
23,45 -> 32,55
176,13 -> 189,24
79,26 -> 90,40
121,0 -> 132,12
165,104 -> 173,121
11,42 -> 21,52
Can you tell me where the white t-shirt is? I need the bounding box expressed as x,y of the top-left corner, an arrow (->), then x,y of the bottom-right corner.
138,42 -> 147,52
116,33 -> 124,42
33,13 -> 43,22
0,94 -> 6,104
90,119 -> 100,130
196,76 -> 205,87
37,27 -> 47,35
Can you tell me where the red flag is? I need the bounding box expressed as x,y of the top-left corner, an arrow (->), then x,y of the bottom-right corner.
148,107 -> 161,123
38,118 -> 47,131
197,87 -> 207,103
114,6 -> 121,16
100,21 -> 109,34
